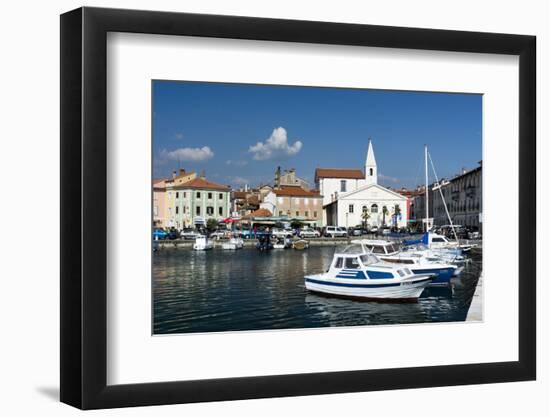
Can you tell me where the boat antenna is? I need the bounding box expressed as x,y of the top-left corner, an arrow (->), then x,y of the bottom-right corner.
427,150 -> 459,243
424,145 -> 429,232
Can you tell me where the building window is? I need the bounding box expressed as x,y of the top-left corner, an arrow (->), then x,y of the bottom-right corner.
219,206 -> 223,216
340,180 -> 347,192
183,192 -> 186,198
314,211 -> 317,217
371,204 -> 378,213
348,204 -> 354,213
183,206 -> 186,214
362,205 -> 368,212
296,211 -> 300,216
176,192 -> 179,198
219,193 -> 223,200
196,206 -> 201,215
305,211 -> 309,217
196,192 -> 201,198
208,192 -> 212,199
175,206 -> 179,214
206,206 -> 214,215
369,168 -> 373,176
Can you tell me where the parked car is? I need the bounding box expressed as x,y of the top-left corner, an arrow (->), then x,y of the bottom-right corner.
166,228 -> 180,240
299,227 -> 321,238
180,228 -> 201,240
369,226 -> 379,234
323,226 -> 348,238
153,228 -> 169,240
272,228 -> 294,238
379,227 -> 391,236
348,227 -> 363,237
209,229 -> 229,239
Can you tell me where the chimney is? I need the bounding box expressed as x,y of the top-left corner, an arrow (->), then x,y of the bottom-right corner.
200,170 -> 206,179
179,168 -> 186,176
172,170 -> 177,179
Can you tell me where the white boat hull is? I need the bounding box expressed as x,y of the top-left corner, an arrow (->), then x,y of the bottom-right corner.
305,274 -> 433,300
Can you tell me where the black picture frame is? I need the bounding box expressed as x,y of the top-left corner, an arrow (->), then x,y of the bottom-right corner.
60,6 -> 536,410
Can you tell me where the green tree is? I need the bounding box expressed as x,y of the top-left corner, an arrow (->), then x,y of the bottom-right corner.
382,206 -> 389,226
393,204 -> 401,227
290,220 -> 303,229
361,207 -> 370,228
206,218 -> 219,232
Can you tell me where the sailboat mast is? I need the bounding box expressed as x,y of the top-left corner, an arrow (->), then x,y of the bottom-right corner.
424,144 -> 429,232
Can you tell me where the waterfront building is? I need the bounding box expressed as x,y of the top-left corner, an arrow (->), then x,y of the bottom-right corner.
411,162 -> 482,232
316,139 -> 407,228
165,173 -> 231,229
432,163 -> 482,230
274,167 -> 311,190
153,179 -> 168,228
261,186 -> 323,226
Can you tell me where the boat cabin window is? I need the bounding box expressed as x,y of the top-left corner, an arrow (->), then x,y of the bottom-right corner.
344,257 -> 361,269
372,246 -> 386,254
432,237 -> 446,243
334,257 -> 343,268
360,254 -> 378,266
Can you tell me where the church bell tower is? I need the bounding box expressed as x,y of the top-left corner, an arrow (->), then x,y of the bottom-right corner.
365,138 -> 378,185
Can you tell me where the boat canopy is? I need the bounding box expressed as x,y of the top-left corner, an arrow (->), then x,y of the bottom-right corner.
403,233 -> 430,246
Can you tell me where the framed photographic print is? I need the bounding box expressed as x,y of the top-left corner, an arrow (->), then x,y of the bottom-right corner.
60,6 -> 536,409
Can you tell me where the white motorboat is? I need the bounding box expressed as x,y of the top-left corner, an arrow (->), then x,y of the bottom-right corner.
273,236 -> 292,249
305,245 -> 434,300
293,239 -> 309,250
221,237 -> 244,250
193,235 -> 213,251
351,239 -> 462,286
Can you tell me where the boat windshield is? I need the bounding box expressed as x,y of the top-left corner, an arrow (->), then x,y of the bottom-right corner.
360,254 -> 379,266
339,244 -> 366,254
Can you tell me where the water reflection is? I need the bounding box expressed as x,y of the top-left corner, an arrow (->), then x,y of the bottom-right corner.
153,246 -> 481,334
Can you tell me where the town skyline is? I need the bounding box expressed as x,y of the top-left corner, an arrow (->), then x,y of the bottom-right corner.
153,81 -> 482,190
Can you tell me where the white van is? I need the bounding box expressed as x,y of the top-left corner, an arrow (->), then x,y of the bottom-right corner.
324,226 -> 348,238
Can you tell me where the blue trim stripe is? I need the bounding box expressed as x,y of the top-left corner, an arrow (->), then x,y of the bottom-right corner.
306,278 -> 401,288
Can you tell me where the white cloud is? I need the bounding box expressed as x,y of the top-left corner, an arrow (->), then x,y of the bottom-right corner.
379,173 -> 400,183
161,146 -> 214,162
226,159 -> 248,167
228,176 -> 249,186
248,127 -> 302,161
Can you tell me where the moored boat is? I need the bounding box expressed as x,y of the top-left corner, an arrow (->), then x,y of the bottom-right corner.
351,239 -> 462,286
221,236 -> 244,250
292,239 -> 309,250
304,245 -> 434,300
193,235 -> 213,251
273,236 -> 292,249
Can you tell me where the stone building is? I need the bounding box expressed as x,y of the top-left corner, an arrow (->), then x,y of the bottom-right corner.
261,186 -> 323,226
411,162 -> 482,231
274,167 -> 310,190
165,174 -> 231,229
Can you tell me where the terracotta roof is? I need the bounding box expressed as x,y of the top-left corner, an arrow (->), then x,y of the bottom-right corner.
232,191 -> 248,199
243,208 -> 272,218
315,168 -> 364,179
172,177 -> 230,191
274,186 -> 321,197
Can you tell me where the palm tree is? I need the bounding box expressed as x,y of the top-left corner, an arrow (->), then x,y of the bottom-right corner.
361,207 -> 370,228
393,204 -> 401,227
382,206 -> 389,226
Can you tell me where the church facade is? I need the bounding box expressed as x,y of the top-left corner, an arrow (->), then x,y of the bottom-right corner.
316,140 -> 408,228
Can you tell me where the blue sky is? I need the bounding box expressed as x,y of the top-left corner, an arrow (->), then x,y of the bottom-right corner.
153,81 -> 482,189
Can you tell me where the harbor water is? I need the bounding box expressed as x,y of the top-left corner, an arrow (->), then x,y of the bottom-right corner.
153,246 -> 482,335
